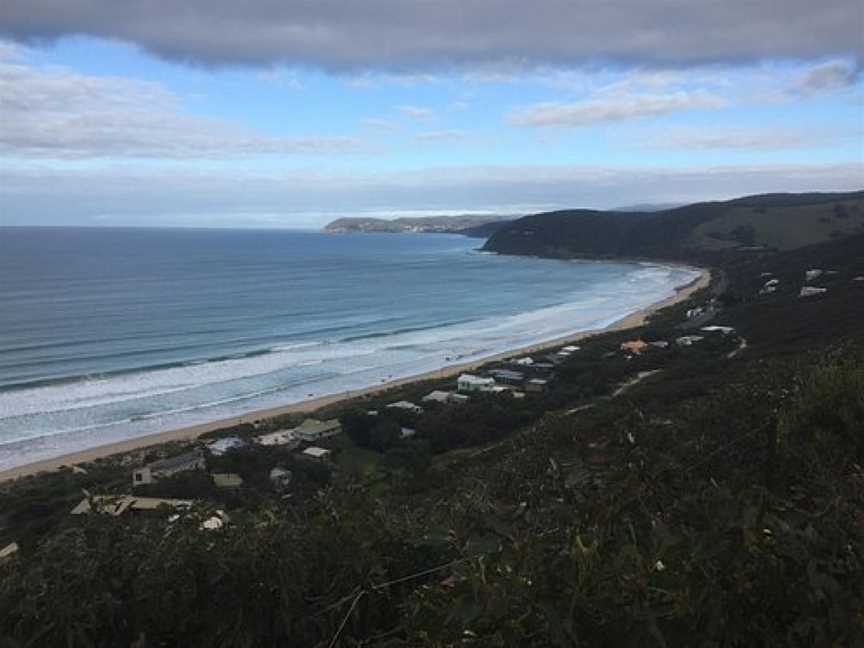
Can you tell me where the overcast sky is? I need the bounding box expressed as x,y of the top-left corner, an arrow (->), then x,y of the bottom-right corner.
1,1 -> 862,228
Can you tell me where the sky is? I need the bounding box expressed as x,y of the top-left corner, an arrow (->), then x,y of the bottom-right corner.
1,1 -> 862,228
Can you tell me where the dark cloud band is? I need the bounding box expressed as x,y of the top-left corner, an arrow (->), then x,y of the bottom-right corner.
1,1 -> 860,70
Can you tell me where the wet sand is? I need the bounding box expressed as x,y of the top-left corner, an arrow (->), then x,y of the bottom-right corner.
0,268 -> 710,483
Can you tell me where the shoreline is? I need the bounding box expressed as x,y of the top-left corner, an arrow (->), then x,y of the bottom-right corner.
0,266 -> 710,483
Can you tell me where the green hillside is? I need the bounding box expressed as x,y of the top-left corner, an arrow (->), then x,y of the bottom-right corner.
688,200 -> 864,251
484,191 -> 864,260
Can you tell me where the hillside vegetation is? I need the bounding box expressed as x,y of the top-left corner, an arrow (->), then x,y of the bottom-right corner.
484,191 -> 864,260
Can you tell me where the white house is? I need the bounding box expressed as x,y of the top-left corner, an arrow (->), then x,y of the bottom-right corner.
294,418 -> 342,443
512,357 -> 534,366
400,427 -> 417,439
457,373 -> 495,393
200,510 -> 230,531
132,450 -> 205,487
676,335 -> 705,346
0,542 -> 19,562
525,378 -> 548,393
799,286 -> 827,298
206,437 -> 245,456
700,325 -> 736,335
805,269 -> 823,282
386,400 -> 424,414
562,345 -> 581,353
301,446 -> 332,462
255,429 -> 299,448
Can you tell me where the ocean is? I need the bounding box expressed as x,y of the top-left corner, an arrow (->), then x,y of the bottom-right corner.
0,227 -> 700,470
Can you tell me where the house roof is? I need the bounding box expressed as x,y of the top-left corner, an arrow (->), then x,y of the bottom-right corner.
72,495 -> 193,516
295,418 -> 341,435
255,430 -> 296,445
422,390 -> 453,402
489,369 -> 525,380
212,473 -> 244,488
147,450 -> 203,473
206,437 -> 244,455
387,400 -> 423,411
302,446 -> 331,458
0,542 -> 19,560
458,373 -> 494,384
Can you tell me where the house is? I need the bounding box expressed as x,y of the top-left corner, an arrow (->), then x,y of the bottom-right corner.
132,450 -> 205,487
854,276 -> 864,282
400,427 -> 417,439
212,473 -> 244,489
255,429 -> 299,448
206,436 -> 245,456
805,269 -> 823,282
562,345 -> 581,353
512,357 -> 534,366
488,369 -> 525,385
649,341 -> 670,349
799,286 -> 827,298
701,325 -> 736,335
676,335 -> 704,346
422,390 -> 450,403
620,340 -> 648,355
386,400 -> 424,414
269,467 -> 293,491
686,307 -> 704,319
71,495 -> 193,517
301,446 -> 332,462
0,542 -> 19,562
293,418 -> 342,443
457,373 -> 495,393
200,510 -> 230,531
760,281 -> 778,295
422,390 -> 468,404
526,378 -> 549,393
531,362 -> 556,372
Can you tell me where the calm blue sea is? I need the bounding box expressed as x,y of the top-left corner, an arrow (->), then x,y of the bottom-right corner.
0,227 -> 699,469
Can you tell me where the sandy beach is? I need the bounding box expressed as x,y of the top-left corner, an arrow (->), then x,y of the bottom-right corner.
0,267 -> 710,483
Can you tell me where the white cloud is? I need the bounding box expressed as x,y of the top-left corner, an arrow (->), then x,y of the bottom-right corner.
397,105 -> 433,120
508,90 -> 726,127
642,127 -> 841,151
415,130 -> 467,142
0,46 -> 361,159
361,118 -> 401,131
